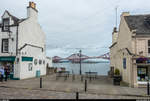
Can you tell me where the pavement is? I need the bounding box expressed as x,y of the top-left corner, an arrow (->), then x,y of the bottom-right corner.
0,74 -> 150,99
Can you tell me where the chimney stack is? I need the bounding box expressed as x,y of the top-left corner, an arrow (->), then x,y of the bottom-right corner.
121,12 -> 130,17
27,2 -> 38,20
112,27 -> 118,44
29,2 -> 36,9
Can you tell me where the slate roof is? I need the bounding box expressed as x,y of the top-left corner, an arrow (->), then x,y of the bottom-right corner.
124,14 -> 150,35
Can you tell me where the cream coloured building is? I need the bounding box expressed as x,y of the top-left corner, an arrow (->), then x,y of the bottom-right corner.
110,12 -> 150,87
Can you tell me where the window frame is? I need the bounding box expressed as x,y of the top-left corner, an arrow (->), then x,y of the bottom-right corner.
148,40 -> 150,55
28,63 -> 33,71
2,18 -> 10,32
1,38 -> 9,53
43,60 -> 45,65
123,58 -> 126,69
39,59 -> 42,65
34,59 -> 37,65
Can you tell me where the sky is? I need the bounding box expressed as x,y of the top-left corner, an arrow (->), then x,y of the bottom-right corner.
1,0 -> 150,58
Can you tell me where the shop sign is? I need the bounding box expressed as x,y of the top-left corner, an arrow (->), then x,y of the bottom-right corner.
136,57 -> 148,63
0,56 -> 16,61
22,57 -> 33,61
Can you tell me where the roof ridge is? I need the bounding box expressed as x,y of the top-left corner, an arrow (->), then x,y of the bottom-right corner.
128,14 -> 150,17
5,10 -> 20,20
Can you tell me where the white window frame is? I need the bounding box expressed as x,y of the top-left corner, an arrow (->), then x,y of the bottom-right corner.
28,63 -> 33,71
3,18 -> 9,31
2,39 -> 9,53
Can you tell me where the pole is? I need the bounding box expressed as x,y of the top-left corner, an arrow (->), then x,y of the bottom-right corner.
147,72 -> 149,95
148,77 -> 150,95
81,75 -> 83,82
79,50 -> 82,75
115,6 -> 118,27
76,92 -> 79,100
148,81 -> 149,95
89,70 -> 91,82
40,77 -> 42,88
85,79 -> 87,92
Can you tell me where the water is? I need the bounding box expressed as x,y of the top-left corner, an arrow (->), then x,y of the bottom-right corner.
52,62 -> 110,75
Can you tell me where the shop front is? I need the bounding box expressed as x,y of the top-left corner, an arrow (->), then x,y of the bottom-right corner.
0,56 -> 16,79
136,57 -> 150,85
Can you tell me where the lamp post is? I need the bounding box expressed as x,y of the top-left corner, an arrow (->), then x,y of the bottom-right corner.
147,74 -> 149,95
79,50 -> 82,75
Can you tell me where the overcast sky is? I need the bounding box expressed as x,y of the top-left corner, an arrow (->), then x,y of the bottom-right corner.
1,0 -> 150,57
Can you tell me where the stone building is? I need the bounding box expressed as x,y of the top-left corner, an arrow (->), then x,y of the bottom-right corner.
0,2 -> 47,79
110,12 -> 150,87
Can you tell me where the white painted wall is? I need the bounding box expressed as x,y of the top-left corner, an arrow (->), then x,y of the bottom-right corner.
18,7 -> 46,79
0,11 -> 17,56
19,45 -> 46,79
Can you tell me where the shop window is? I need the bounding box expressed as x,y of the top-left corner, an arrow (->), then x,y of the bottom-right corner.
28,63 -> 32,71
123,58 -> 126,69
2,39 -> 9,53
39,59 -> 42,65
34,59 -> 37,65
137,66 -> 148,81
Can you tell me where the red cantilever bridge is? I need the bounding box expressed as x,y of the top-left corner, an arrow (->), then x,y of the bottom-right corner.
52,52 -> 110,63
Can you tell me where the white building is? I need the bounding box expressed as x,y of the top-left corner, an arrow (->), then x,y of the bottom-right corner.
0,2 -> 47,80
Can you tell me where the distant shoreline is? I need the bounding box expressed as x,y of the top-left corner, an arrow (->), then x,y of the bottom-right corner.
53,61 -> 110,64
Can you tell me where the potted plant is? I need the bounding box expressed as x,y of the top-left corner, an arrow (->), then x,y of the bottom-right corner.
113,68 -> 122,85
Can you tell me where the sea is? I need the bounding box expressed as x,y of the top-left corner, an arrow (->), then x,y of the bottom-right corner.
52,61 -> 110,75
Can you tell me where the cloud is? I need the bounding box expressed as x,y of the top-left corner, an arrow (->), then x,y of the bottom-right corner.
1,0 -> 150,57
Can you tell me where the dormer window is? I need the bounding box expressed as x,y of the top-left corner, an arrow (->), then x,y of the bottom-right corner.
2,18 -> 9,31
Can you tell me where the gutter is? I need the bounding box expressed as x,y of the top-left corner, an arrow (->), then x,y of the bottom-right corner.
109,42 -> 117,49
19,43 -> 43,52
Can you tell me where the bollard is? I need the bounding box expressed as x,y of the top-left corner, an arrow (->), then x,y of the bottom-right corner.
76,92 -> 79,100
90,76 -> 91,82
40,77 -> 42,88
64,75 -> 67,81
72,74 -> 75,81
147,81 -> 149,95
85,79 -> 87,92
81,75 -> 83,82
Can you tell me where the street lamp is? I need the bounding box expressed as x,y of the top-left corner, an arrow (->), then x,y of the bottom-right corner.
79,50 -> 82,75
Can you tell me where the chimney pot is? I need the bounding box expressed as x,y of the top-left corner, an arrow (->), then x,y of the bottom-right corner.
121,12 -> 130,17
29,1 -> 36,9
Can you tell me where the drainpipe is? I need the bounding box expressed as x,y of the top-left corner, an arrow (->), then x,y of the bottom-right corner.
130,56 -> 133,87
15,24 -> 20,79
16,24 -> 19,56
